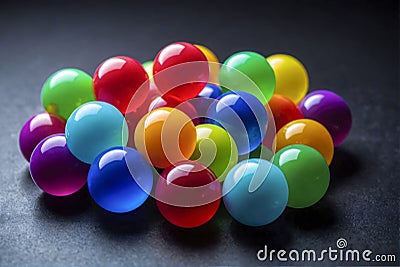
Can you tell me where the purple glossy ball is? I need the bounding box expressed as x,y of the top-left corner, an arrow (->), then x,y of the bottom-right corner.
299,90 -> 352,146
19,113 -> 65,161
29,134 -> 89,196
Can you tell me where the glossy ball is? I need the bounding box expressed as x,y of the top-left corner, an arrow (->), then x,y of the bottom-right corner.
66,101 -> 128,164
223,159 -> 288,226
267,54 -> 308,103
29,134 -> 89,196
299,90 -> 352,146
194,44 -> 220,84
142,60 -> 154,79
190,124 -> 238,182
134,107 -> 197,168
219,51 -> 275,104
207,91 -> 268,155
148,95 -> 199,125
93,56 -> 149,114
125,82 -> 161,148
276,119 -> 334,165
153,42 -> 209,102
88,146 -> 153,213
41,68 -> 95,120
19,113 -> 65,161
196,84 -> 222,124
156,161 -> 221,228
273,144 -> 330,208
197,83 -> 222,99
268,94 -> 303,131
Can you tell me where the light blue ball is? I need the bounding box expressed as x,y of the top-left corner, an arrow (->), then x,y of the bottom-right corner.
66,101 -> 128,164
222,159 -> 288,226
88,146 -> 153,213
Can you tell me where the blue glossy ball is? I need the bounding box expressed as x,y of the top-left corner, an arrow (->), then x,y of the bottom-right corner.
198,83 -> 222,99
88,146 -> 153,213
66,101 -> 128,164
207,91 -> 268,155
222,159 -> 288,226
195,84 -> 222,124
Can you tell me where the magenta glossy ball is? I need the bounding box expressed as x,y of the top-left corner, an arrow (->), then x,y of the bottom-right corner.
29,134 -> 89,196
19,113 -> 65,162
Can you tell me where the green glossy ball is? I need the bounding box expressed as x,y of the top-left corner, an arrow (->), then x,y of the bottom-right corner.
272,144 -> 330,208
218,51 -> 275,104
190,124 -> 238,182
41,68 -> 95,120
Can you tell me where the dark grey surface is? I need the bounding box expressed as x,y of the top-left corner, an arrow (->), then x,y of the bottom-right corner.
0,0 -> 399,266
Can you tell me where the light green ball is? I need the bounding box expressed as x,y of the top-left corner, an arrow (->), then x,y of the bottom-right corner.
41,68 -> 95,120
273,144 -> 330,208
219,51 -> 275,104
190,124 -> 238,182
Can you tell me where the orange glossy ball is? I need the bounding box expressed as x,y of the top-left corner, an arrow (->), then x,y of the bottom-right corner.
275,119 -> 334,165
134,107 -> 197,168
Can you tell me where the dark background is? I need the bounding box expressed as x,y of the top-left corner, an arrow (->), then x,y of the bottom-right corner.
0,0 -> 399,266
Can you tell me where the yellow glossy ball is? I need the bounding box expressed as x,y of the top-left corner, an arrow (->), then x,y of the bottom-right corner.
267,54 -> 309,103
195,44 -> 220,84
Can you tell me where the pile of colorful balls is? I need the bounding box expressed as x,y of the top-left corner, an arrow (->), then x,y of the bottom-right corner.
19,42 -> 352,228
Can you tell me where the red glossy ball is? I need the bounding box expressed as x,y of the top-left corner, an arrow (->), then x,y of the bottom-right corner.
155,161 -> 221,228
153,42 -> 209,102
93,56 -> 149,114
268,94 -> 303,131
125,82 -> 161,148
